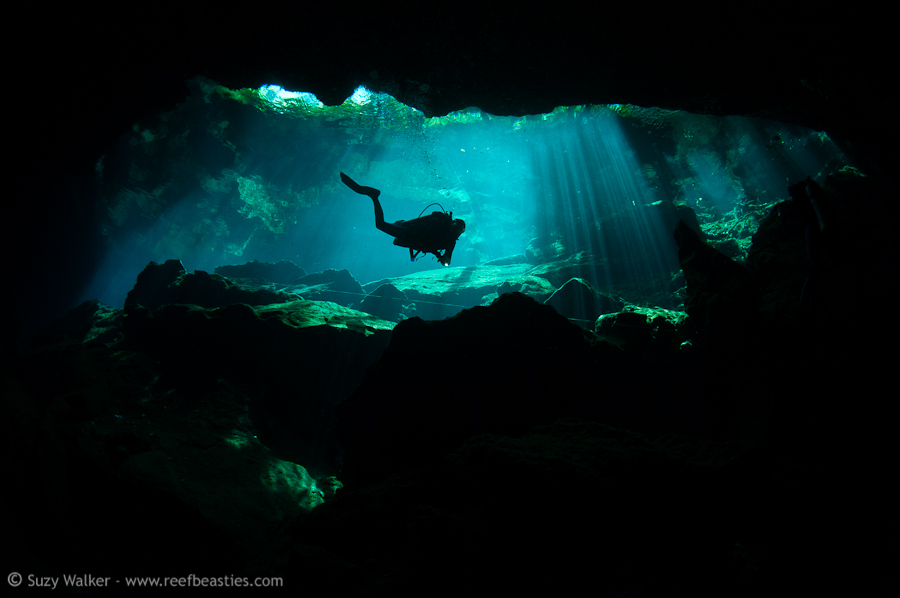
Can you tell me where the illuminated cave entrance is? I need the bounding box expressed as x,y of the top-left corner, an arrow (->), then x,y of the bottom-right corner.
89,77 -> 849,321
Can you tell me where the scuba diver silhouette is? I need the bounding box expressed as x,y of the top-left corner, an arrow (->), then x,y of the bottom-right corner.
340,172 -> 466,266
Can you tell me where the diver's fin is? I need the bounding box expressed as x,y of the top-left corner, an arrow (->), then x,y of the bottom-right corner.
340,172 -> 380,200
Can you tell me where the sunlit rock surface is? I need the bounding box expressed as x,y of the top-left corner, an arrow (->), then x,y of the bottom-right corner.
360,253 -> 664,323
361,262 -> 556,320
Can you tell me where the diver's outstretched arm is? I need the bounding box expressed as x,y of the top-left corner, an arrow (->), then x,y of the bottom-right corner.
340,172 -> 380,200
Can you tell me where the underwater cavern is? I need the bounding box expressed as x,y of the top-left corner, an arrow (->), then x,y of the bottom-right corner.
3,4 -> 895,596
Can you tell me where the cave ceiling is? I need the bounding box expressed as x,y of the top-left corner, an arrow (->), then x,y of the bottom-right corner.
20,3 -> 892,185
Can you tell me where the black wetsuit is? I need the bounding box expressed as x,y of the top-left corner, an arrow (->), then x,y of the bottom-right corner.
341,172 -> 465,265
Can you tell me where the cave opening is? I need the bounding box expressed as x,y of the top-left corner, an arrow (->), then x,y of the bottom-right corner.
84,77 -> 848,319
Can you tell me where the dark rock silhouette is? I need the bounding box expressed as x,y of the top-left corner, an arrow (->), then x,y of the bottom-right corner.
215,259 -> 307,284
544,276 -> 624,327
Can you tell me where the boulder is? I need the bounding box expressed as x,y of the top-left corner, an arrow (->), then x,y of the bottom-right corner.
125,261 -> 289,310
525,235 -> 567,264
483,254 -> 528,266
214,259 -> 307,284
124,259 -> 186,309
544,277 -> 624,327
595,308 -> 688,356
336,292 -> 599,484
168,270 -> 289,307
284,268 -> 365,308
359,283 -> 411,322
673,219 -> 754,342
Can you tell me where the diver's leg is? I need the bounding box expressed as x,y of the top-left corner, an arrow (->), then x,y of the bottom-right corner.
371,194 -> 386,228
374,205 -> 406,237
368,189 -> 406,236
340,172 -> 380,200
340,172 -> 405,237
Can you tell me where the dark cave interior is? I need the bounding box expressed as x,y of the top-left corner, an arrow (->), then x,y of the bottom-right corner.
2,3 -> 895,596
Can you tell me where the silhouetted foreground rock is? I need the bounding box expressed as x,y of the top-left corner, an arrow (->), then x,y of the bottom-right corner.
274,418 -> 748,596
336,291 -> 749,487
126,259 -> 288,310
674,219 -> 756,344
545,276 -> 625,326
7,165 -> 895,595
337,292 -> 595,484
